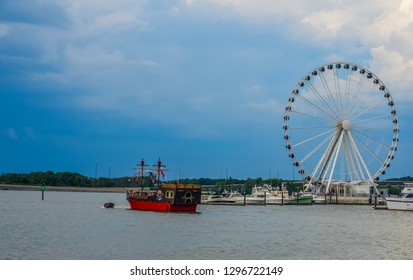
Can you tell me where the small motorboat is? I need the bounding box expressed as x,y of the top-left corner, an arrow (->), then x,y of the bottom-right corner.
104,202 -> 115,208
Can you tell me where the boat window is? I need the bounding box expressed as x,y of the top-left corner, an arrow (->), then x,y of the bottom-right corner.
184,191 -> 193,203
165,191 -> 174,199
406,193 -> 413,198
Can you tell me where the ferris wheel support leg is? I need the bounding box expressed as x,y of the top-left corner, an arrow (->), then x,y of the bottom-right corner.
315,131 -> 340,190
338,130 -> 362,182
326,131 -> 344,194
342,135 -> 354,181
347,131 -> 374,183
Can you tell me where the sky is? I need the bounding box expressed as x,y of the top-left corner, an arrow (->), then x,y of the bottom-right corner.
1,0 -> 413,180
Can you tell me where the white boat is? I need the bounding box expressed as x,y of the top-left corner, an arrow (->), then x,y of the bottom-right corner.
246,185 -> 289,205
385,185 -> 413,211
312,194 -> 326,204
202,191 -> 245,205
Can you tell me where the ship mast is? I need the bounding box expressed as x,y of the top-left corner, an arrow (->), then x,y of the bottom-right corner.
154,158 -> 165,188
139,158 -> 148,191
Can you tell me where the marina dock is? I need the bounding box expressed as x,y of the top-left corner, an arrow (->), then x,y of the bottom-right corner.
2,183 -> 390,207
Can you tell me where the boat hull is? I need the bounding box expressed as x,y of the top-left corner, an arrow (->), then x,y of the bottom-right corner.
127,199 -> 198,212
202,199 -> 241,205
126,183 -> 201,213
385,198 -> 413,211
286,195 -> 313,205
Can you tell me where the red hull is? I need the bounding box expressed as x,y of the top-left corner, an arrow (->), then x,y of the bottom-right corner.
127,199 -> 198,212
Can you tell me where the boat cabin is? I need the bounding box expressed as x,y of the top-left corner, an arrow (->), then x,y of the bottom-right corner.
127,183 -> 201,205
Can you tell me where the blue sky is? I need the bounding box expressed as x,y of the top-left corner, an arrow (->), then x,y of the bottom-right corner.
1,0 -> 413,180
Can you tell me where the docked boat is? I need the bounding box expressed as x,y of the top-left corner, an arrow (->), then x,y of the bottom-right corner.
288,192 -> 313,205
202,191 -> 245,205
126,159 -> 201,212
312,194 -> 326,204
385,185 -> 413,211
246,185 -> 289,205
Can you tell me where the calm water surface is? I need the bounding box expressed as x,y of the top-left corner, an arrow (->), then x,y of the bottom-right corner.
0,190 -> 411,260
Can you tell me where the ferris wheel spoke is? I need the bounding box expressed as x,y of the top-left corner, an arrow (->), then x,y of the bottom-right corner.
290,109 -> 335,124
348,83 -> 380,120
351,132 -> 386,167
343,76 -> 365,119
317,72 -> 342,120
332,68 -> 346,119
300,133 -> 333,165
352,114 -> 392,125
351,125 -> 394,134
350,98 -> 387,123
295,89 -> 338,121
348,79 -> 378,120
289,125 -> 333,130
343,68 -> 355,118
292,128 -> 335,148
344,70 -> 367,120
351,129 -> 390,149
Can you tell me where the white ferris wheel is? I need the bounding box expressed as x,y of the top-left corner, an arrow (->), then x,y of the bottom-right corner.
283,62 -> 399,194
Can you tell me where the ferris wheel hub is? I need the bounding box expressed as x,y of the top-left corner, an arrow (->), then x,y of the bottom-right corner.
342,120 -> 351,131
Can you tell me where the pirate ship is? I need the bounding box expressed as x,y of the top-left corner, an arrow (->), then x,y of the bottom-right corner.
126,159 -> 201,212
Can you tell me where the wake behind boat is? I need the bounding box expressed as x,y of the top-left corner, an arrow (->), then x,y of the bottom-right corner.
126,159 -> 201,212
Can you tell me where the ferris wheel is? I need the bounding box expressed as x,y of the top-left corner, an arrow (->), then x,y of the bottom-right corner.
283,62 -> 399,193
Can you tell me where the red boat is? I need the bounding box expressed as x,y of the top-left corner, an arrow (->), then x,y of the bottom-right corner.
126,159 -> 201,212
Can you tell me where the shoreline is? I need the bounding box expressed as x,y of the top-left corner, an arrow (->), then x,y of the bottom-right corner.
0,184 -> 128,193
1,184 -> 385,206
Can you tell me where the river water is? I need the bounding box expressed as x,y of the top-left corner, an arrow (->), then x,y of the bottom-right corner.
0,190 -> 411,260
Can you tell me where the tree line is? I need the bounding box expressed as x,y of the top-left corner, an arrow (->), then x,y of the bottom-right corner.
1,171 -> 123,188
0,171 -> 292,193
0,171 -> 409,195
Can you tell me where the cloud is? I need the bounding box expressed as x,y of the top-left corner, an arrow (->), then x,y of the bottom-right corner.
66,44 -> 125,65
0,0 -> 71,28
0,24 -> 8,36
30,71 -> 68,83
23,127 -> 37,140
2,0 -> 413,140
2,127 -> 37,141
183,0 -> 413,101
7,128 -> 18,140
363,0 -> 413,100
93,11 -> 148,30
1,0 -> 411,180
